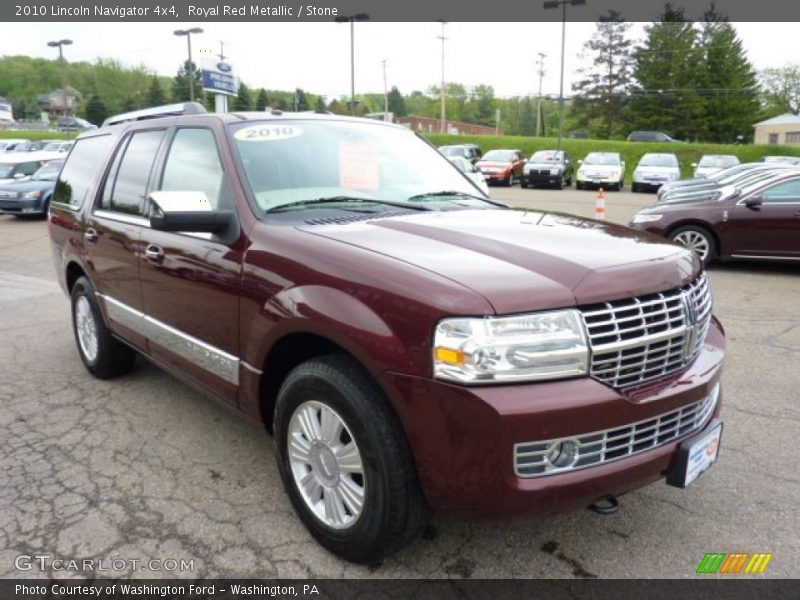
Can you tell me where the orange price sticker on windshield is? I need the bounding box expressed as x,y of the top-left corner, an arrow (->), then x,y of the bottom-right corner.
339,140 -> 380,191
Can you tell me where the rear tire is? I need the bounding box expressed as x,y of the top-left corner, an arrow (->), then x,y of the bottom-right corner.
274,355 -> 429,564
669,225 -> 717,266
70,276 -> 137,379
520,177 -> 528,189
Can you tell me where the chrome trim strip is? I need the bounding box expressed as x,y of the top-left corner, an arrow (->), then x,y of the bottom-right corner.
93,209 -> 150,227
514,383 -> 720,478
97,293 -> 239,385
730,254 -> 800,261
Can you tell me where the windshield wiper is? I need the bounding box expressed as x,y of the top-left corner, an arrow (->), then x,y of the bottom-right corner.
265,196 -> 433,214
407,190 -> 507,207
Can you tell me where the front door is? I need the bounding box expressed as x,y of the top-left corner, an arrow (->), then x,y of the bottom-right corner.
138,126 -> 243,403
726,178 -> 800,258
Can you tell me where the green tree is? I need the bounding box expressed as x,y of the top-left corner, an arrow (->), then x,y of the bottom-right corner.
387,86 -> 406,116
255,88 -> 269,111
467,84 -> 496,126
294,88 -> 308,111
84,94 -> 108,125
696,6 -> 760,143
759,65 -> 800,116
314,96 -> 326,111
147,76 -> 167,107
629,4 -> 704,141
570,11 -> 634,139
172,60 -> 201,103
234,82 -> 252,111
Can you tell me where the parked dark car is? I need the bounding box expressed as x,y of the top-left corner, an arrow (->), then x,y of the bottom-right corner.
49,104 -> 725,563
521,150 -> 574,189
627,131 -> 681,143
630,170 -> 800,264
475,148 -> 526,185
0,159 -> 63,217
56,117 -> 97,132
438,143 -> 482,164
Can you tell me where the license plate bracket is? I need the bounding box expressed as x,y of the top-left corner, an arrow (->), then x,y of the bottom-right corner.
666,419 -> 723,488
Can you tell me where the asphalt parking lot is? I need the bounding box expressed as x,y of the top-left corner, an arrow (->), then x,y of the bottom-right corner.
1,186 -> 798,579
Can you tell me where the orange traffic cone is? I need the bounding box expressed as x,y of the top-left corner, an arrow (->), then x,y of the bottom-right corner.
595,188 -> 606,220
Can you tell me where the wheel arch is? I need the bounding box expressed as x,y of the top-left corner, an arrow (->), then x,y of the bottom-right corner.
665,220 -> 721,255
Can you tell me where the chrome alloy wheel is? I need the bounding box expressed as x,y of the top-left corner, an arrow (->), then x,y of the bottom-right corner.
287,400 -> 366,529
75,296 -> 99,362
672,230 -> 711,261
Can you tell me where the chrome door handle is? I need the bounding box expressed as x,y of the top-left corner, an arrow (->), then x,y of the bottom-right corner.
84,228 -> 98,243
144,244 -> 164,263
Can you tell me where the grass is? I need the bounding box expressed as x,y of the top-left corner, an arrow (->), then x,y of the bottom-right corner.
0,129 -> 77,142
424,133 -> 800,183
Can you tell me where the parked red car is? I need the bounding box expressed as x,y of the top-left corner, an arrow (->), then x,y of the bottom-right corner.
475,148 -> 526,186
630,169 -> 800,264
49,104 -> 725,563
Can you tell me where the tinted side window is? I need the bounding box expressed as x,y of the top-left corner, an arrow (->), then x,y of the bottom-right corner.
110,129 -> 165,216
160,128 -> 229,209
54,134 -> 114,207
762,180 -> 800,203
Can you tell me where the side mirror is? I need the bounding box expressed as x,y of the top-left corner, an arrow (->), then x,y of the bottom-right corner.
13,173 -> 26,180
149,191 -> 235,235
577,159 -> 583,164
744,196 -> 763,209
691,162 -> 698,168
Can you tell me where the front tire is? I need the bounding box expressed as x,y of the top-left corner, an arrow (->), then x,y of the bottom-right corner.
274,355 -> 428,564
669,225 -> 717,266
520,176 -> 528,189
70,276 -> 137,379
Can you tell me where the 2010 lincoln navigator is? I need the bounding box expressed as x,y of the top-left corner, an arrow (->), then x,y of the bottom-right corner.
49,103 -> 726,563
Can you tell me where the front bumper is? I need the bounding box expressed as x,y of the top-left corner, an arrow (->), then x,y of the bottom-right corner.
525,172 -> 563,186
480,171 -> 512,183
380,317 -> 725,519
633,179 -> 669,191
0,197 -> 45,214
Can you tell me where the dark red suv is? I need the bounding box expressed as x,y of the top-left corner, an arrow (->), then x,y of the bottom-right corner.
49,104 -> 726,563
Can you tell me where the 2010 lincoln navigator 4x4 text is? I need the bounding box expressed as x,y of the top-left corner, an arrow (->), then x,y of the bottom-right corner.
49,103 -> 726,563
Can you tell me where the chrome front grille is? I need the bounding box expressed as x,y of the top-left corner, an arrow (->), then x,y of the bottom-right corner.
580,273 -> 713,388
514,383 -> 719,478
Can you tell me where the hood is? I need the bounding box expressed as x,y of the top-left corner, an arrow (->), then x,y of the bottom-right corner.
526,162 -> 563,169
636,165 -> 678,175
580,164 -> 621,173
300,209 -> 699,315
476,161 -> 512,169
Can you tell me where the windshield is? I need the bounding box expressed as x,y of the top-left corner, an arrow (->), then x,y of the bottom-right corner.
639,154 -> 678,167
699,155 -> 739,168
33,161 -> 63,181
482,150 -> 515,162
584,153 -> 620,166
230,120 -> 481,212
529,151 -> 562,163
439,146 -> 466,157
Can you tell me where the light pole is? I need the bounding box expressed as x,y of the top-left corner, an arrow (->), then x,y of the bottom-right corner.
47,39 -> 73,117
437,21 -> 448,133
543,0 -> 585,150
335,13 -> 370,115
536,52 -> 547,136
174,27 -> 204,103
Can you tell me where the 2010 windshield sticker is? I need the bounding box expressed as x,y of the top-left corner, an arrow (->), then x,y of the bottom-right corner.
234,125 -> 303,142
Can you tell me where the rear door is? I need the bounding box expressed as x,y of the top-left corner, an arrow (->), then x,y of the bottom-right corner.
138,125 -> 243,404
85,128 -> 167,349
727,178 -> 800,258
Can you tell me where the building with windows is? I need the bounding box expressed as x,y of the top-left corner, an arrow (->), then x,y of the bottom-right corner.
753,114 -> 800,145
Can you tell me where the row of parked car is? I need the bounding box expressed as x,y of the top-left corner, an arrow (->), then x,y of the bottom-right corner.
0,138 -> 74,153
438,143 -> 800,195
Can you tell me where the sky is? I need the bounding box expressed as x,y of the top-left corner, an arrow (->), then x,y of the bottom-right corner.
1,22 -> 795,101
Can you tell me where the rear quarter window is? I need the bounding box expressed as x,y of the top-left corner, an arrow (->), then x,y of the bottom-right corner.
54,134 -> 114,208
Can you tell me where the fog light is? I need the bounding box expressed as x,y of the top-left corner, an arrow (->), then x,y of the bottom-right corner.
545,440 -> 579,469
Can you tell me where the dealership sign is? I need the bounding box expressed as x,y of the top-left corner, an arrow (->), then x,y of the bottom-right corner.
201,58 -> 237,96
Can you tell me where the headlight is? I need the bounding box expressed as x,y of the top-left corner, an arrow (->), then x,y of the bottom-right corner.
22,191 -> 42,199
550,168 -> 560,175
631,213 -> 663,224
433,310 -> 589,384
633,170 -> 642,180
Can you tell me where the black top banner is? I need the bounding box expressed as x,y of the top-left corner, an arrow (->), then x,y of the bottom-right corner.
2,0 -> 799,22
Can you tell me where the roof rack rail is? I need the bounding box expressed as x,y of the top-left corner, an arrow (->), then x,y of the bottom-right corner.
102,102 -> 207,127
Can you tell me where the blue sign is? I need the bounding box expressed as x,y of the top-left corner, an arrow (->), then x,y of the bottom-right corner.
201,60 -> 237,96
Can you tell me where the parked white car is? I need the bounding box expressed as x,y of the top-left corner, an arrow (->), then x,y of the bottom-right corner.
632,153 -> 681,192
693,154 -> 740,178
576,152 -> 626,191
0,152 -> 63,185
447,156 -> 490,196
0,139 -> 30,153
